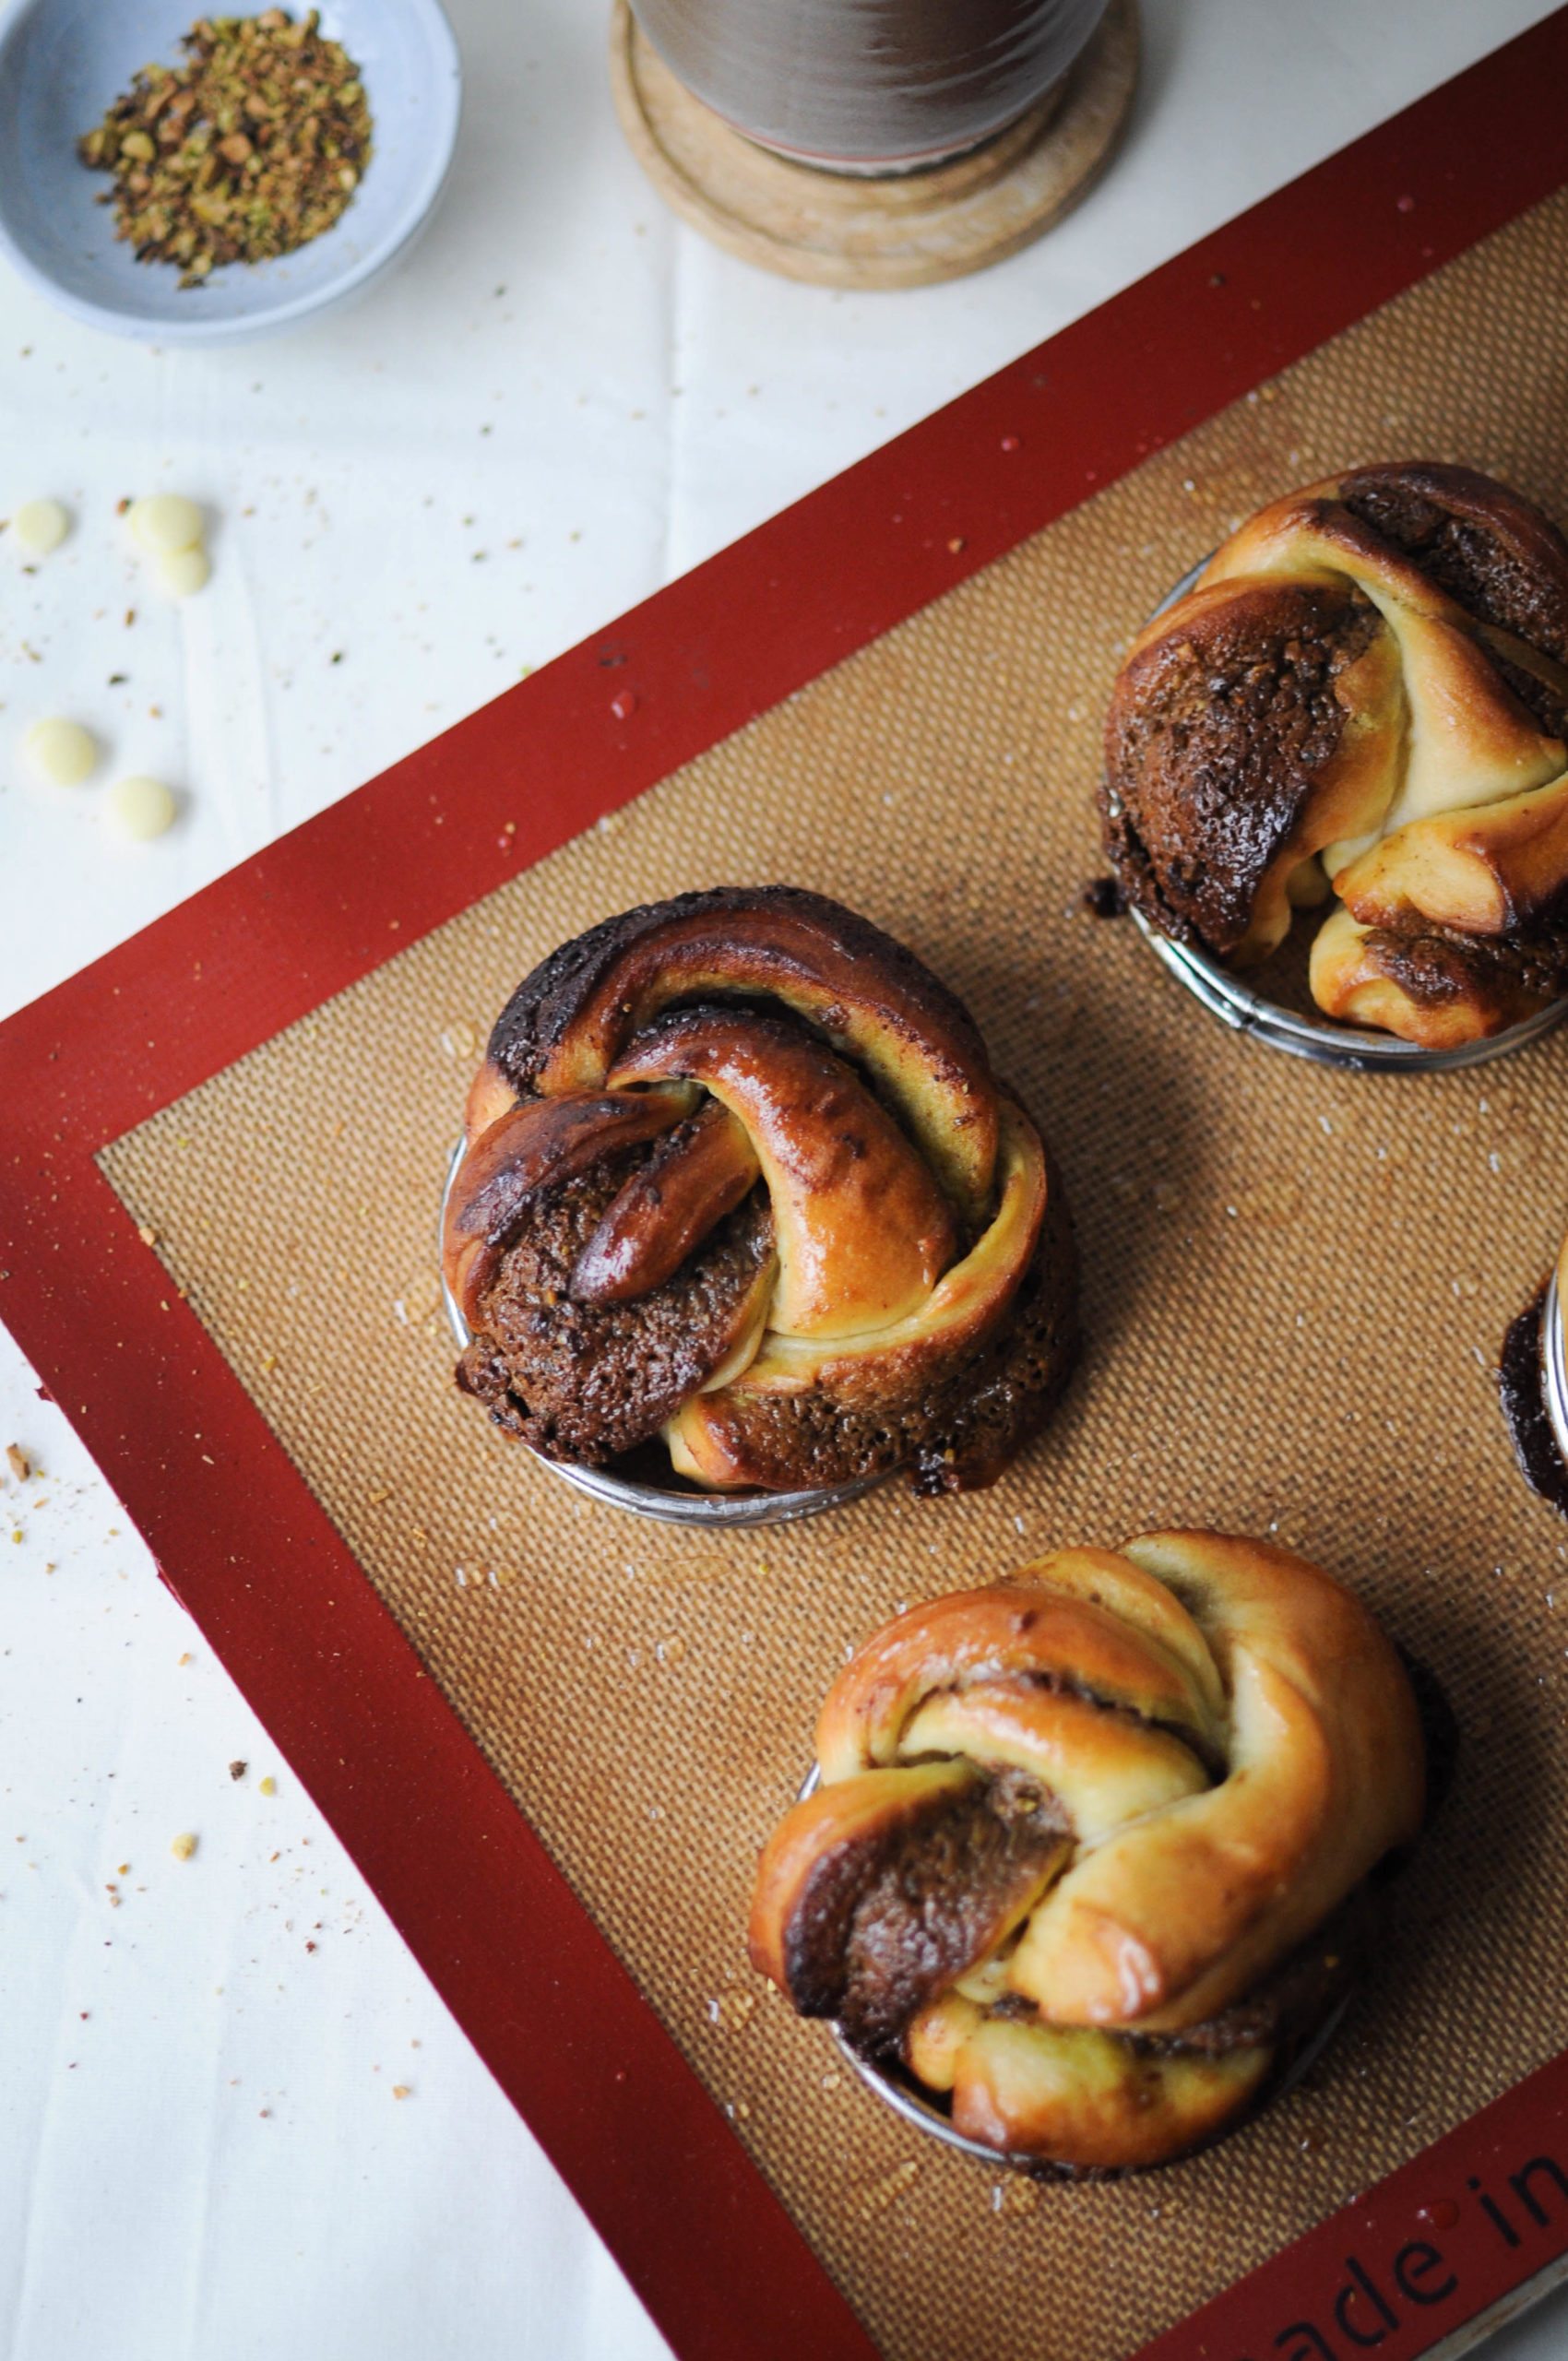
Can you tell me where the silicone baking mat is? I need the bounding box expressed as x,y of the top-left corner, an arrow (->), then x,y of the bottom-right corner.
8,19 -> 1568,2361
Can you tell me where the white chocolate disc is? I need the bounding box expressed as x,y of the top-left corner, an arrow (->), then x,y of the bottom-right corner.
13,498 -> 70,556
24,718 -> 99,786
130,492 -> 205,556
156,545 -> 211,598
107,775 -> 177,841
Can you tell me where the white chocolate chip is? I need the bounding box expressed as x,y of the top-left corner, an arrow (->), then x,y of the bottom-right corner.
130,492 -> 204,555
107,775 -> 177,841
24,718 -> 99,786
156,545 -> 210,599
13,498 -> 70,556
170,1831 -> 197,1861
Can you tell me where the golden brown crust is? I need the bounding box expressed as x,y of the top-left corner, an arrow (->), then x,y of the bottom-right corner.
666,1126 -> 1076,1494
483,885 -> 1001,1223
747,1762 -> 1070,2048
814,1568 -> 1226,1777
749,1763 -> 973,2000
1014,1533 -> 1424,2032
749,1533 -> 1426,2171
667,1097 -> 1058,1490
1105,576 -> 1396,962
442,1086 -> 695,1327
445,889 -> 1076,1491
1336,461 -> 1568,667
609,1007 -> 958,1339
1102,461 -> 1568,1045
1308,901 -> 1562,1046
948,2019 -> 1271,2168
569,1102 -> 761,1306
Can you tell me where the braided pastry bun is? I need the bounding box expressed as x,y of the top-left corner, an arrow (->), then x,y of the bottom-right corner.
1102,462 -> 1568,1046
444,887 -> 1075,1494
749,1533 -> 1427,2172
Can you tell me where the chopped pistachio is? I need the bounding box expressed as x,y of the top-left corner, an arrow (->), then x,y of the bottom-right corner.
78,12 -> 373,289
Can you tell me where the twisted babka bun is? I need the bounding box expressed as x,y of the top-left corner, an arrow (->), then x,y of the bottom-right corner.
749,1534 -> 1429,2173
444,887 -> 1075,1494
1102,462 -> 1568,1047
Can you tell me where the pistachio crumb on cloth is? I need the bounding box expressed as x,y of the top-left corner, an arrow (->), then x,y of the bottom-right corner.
78,9 -> 373,288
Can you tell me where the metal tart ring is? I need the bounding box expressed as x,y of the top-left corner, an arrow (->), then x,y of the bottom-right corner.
827,1979 -> 1353,2178
438,1138 -> 881,1528
1120,558 -> 1568,1074
1541,1266 -> 1568,1473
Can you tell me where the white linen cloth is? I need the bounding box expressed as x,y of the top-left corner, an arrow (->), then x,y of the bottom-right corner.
3,3 -> 1565,2355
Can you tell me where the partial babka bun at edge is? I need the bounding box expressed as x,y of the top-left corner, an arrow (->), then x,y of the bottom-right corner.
444,887 -> 1076,1497
1499,1221 -> 1568,1522
1101,460 -> 1568,1047
748,1534 -> 1429,2174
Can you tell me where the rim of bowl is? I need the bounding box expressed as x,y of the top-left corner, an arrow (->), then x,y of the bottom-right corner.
0,0 -> 462,345
1117,555 -> 1568,1074
791,1763 -> 1351,2172
438,1135 -> 882,1528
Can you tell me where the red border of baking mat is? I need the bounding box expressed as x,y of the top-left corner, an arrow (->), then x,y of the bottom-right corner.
6,16 -> 1568,2357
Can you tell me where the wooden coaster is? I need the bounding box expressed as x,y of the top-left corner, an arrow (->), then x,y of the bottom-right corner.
609,0 -> 1141,290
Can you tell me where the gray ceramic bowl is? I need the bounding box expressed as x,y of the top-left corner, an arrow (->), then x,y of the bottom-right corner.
0,0 -> 459,343
1121,558 -> 1568,1074
438,1140 -> 881,1530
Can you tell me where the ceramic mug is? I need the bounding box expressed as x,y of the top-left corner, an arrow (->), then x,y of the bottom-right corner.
630,0 -> 1111,170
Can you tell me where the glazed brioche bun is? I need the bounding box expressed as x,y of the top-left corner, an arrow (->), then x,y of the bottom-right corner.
445,886 -> 1076,1493
750,1532 -> 1428,2172
1102,461 -> 1568,1046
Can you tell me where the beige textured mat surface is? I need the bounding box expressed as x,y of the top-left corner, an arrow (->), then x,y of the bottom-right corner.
102,191 -> 1568,2361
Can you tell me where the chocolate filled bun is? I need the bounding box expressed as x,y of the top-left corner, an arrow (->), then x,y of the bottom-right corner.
749,1534 -> 1431,2174
1102,462 -> 1568,1047
444,886 -> 1076,1494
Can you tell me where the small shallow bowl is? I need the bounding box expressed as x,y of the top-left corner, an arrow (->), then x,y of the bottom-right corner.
0,0 -> 459,344
438,1140 -> 881,1530
1120,558 -> 1568,1074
